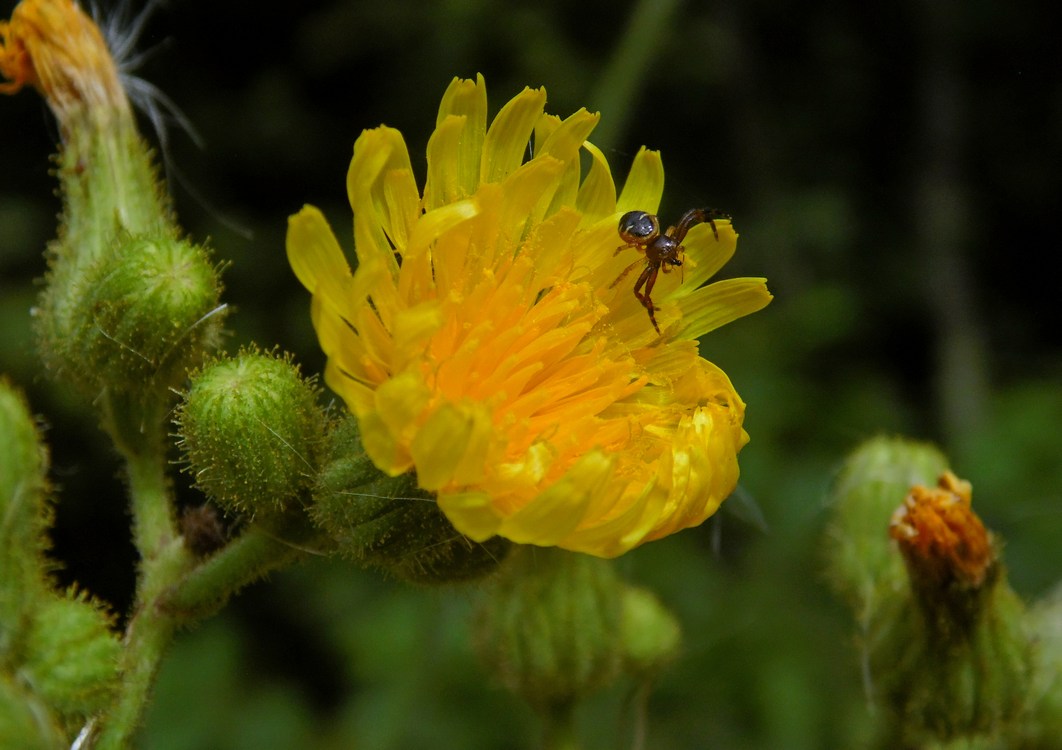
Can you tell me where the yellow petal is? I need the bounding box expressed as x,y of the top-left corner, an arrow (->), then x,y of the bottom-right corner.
676,277 -> 773,340
498,451 -> 615,546
437,489 -> 502,541
537,108 -> 600,164
616,147 -> 664,214
424,115 -> 470,210
576,141 -> 617,223
411,400 -> 494,490
480,85 -> 546,184
286,205 -> 352,313
427,74 -> 487,206
563,486 -> 659,558
346,127 -> 410,276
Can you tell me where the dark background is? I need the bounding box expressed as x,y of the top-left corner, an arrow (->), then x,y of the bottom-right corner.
1,0 -> 1060,747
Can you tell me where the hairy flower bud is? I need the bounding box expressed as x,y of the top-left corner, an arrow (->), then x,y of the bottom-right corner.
20,590 -> 120,724
175,350 -> 327,516
0,379 -> 53,640
824,436 -> 949,622
876,473 -> 1030,743
1022,583 -> 1062,744
889,471 -> 995,631
312,417 -> 509,583
49,235 -> 224,396
475,548 -> 623,713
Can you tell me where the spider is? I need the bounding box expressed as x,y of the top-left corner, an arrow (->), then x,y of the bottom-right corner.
609,207 -> 729,334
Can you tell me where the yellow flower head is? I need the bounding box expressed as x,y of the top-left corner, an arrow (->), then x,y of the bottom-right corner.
0,0 -> 128,119
287,75 -> 771,557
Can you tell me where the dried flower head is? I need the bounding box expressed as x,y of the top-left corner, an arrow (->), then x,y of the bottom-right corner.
890,470 -> 993,588
0,0 -> 128,120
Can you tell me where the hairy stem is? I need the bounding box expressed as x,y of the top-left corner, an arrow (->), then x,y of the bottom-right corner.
91,537 -> 190,750
87,401 -> 309,747
162,524 -> 310,621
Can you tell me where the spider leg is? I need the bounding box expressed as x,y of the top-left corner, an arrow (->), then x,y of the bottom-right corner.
609,257 -> 646,290
671,207 -> 730,243
633,265 -> 662,334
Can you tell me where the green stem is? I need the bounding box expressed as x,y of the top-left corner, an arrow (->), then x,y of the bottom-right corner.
86,392 -> 309,746
92,537 -> 191,750
87,522 -> 308,747
85,394 -> 186,749
629,679 -> 652,750
588,0 -> 684,153
161,524 -> 310,620
125,436 -> 176,562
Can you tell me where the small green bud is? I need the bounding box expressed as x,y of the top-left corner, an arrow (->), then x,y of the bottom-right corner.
175,349 -> 326,515
312,417 -> 509,583
620,586 -> 682,678
475,547 -> 623,713
20,589 -> 121,723
47,234 -> 224,396
0,674 -> 64,750
0,379 -> 54,645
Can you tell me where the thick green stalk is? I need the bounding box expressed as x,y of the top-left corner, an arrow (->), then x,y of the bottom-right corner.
108,400 -> 175,559
91,537 -> 189,750
89,450 -> 307,747
85,410 -> 186,748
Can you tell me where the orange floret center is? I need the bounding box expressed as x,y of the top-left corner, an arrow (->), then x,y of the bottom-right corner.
889,470 -> 993,588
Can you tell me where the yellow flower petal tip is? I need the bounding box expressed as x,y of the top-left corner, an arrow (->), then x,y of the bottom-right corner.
287,76 -> 772,557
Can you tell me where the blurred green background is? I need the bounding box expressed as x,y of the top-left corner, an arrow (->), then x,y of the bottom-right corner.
1,0 -> 1059,747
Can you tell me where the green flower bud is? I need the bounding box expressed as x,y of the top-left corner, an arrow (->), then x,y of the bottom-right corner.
0,674 -> 64,750
620,586 -> 682,678
40,234 -> 224,397
0,379 -> 53,644
20,589 -> 120,723
827,438 -> 1032,745
175,350 -> 326,515
824,436 -> 948,621
475,547 -> 623,714
312,417 -> 509,583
